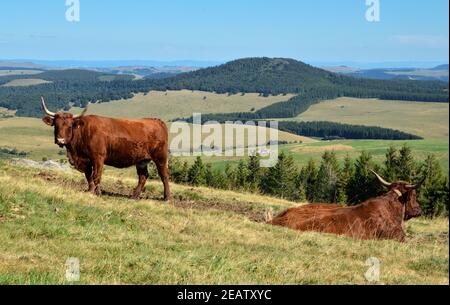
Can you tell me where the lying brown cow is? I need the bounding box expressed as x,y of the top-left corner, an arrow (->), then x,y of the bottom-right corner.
40,97 -> 171,201
269,171 -> 423,241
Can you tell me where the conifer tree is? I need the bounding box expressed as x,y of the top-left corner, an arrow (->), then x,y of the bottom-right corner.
247,154 -> 261,192
261,152 -> 298,199
313,151 -> 340,203
188,157 -> 206,186
398,144 -> 415,181
384,145 -> 399,181
347,151 -> 380,204
337,154 -> 354,204
418,155 -> 448,216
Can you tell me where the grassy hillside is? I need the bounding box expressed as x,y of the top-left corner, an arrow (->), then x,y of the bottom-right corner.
0,107 -> 15,118
70,90 -> 294,121
0,162 -> 447,284
295,97 -> 449,140
281,139 -> 449,171
1,79 -> 51,87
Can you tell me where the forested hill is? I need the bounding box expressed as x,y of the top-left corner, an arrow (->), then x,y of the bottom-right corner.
0,57 -> 448,117
153,57 -> 335,94
155,57 -> 449,100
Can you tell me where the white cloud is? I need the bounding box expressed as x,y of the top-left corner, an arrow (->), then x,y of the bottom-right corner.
391,35 -> 449,48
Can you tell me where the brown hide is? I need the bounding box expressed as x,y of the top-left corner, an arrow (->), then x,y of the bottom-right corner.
43,111 -> 170,201
271,183 -> 422,242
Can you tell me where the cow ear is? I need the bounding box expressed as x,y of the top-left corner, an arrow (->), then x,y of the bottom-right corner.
73,120 -> 84,129
42,116 -> 54,126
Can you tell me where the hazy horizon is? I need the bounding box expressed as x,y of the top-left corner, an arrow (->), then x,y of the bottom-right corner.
1,58 -> 448,70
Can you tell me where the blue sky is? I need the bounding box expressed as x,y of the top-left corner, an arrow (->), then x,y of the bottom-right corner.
0,0 -> 448,64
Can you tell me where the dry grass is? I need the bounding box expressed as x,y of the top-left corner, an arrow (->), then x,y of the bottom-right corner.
295,97 -> 449,140
0,162 -> 448,285
291,144 -> 354,153
1,79 -> 51,87
70,90 -> 295,121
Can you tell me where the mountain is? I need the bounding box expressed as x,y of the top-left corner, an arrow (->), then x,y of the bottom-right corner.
432,64 -> 449,71
0,60 -> 201,79
0,60 -> 49,70
154,57 -> 338,94
11,59 -> 221,69
154,57 -> 448,98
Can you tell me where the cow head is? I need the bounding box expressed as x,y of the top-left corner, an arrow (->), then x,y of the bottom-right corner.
41,97 -> 88,147
371,170 -> 423,220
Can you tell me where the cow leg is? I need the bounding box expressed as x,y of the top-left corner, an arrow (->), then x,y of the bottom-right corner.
84,164 -> 95,192
155,158 -> 171,201
132,162 -> 149,199
92,159 -> 104,196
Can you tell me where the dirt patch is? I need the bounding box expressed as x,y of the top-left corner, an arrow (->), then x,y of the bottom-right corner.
292,144 -> 354,153
169,198 -> 267,223
32,171 -> 269,223
34,172 -> 59,182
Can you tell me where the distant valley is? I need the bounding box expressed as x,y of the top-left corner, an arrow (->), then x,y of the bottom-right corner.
324,64 -> 449,82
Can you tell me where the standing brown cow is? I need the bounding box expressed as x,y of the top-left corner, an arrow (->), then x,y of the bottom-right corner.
269,171 -> 424,241
40,97 -> 171,201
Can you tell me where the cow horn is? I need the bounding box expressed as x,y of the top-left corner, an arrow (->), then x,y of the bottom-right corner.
371,170 -> 392,187
73,103 -> 89,119
41,97 -> 56,117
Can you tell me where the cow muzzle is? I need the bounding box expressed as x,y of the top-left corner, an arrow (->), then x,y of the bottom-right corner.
56,138 -> 66,146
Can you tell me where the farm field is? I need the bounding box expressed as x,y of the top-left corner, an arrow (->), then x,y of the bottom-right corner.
0,117 -> 310,162
70,90 -> 295,121
0,117 -> 447,171
209,139 -> 449,171
1,92 -> 449,171
1,78 -> 51,87
294,97 -> 449,140
0,162 -> 448,284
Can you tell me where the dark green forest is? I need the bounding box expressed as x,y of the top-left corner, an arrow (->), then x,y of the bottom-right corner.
166,145 -> 449,218
277,121 -> 422,140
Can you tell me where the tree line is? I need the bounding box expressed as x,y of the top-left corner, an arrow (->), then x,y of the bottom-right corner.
176,117 -> 422,140
277,121 -> 422,140
164,145 -> 448,218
